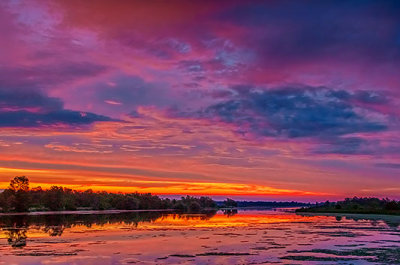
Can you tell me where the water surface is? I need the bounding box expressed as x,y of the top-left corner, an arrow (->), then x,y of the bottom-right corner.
0,209 -> 399,264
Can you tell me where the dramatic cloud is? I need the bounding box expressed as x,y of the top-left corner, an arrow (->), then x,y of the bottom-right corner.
192,86 -> 388,139
0,88 -> 113,127
0,88 -> 63,112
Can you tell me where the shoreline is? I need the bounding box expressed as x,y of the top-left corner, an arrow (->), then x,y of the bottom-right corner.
296,211 -> 400,218
0,207 -> 288,217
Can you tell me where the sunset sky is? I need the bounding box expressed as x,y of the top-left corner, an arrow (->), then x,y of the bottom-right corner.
0,0 -> 399,201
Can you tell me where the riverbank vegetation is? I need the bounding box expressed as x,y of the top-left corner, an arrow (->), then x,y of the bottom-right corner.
296,197 -> 400,215
0,176 -> 217,213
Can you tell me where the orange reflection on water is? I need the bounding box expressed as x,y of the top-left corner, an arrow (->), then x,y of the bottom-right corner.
140,211 -> 325,228
0,211 -> 326,240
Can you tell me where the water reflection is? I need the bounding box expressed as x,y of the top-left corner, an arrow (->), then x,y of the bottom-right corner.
297,212 -> 400,228
222,209 -> 238,217
0,210 -> 399,265
6,228 -> 27,248
1,210 -> 398,250
0,211 -> 217,248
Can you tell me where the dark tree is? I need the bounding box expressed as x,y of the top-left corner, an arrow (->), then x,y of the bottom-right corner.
44,186 -> 65,211
8,176 -> 30,212
223,198 -> 237,208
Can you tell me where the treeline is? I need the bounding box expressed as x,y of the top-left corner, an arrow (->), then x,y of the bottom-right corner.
0,176 -> 217,213
296,197 -> 400,215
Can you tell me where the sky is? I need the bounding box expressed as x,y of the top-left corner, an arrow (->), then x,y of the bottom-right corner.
0,0 -> 399,201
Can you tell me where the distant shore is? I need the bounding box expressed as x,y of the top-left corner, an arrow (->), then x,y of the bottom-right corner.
296,197 -> 400,216
296,209 -> 400,216
297,211 -> 400,219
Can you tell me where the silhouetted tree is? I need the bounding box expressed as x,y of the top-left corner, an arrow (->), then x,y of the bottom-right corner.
223,198 -> 237,208
44,186 -> 65,211
385,200 -> 400,211
8,176 -> 30,212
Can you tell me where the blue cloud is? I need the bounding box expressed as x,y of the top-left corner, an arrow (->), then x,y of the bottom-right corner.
0,110 -> 112,127
0,88 -> 114,127
0,88 -> 63,112
199,86 -> 387,138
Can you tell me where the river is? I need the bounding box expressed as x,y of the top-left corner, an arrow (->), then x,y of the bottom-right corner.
0,209 -> 399,264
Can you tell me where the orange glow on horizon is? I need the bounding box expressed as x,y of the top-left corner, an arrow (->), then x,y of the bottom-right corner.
0,160 -> 330,197
0,178 -> 327,197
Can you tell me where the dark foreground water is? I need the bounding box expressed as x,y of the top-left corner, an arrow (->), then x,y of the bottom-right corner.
0,209 -> 399,264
